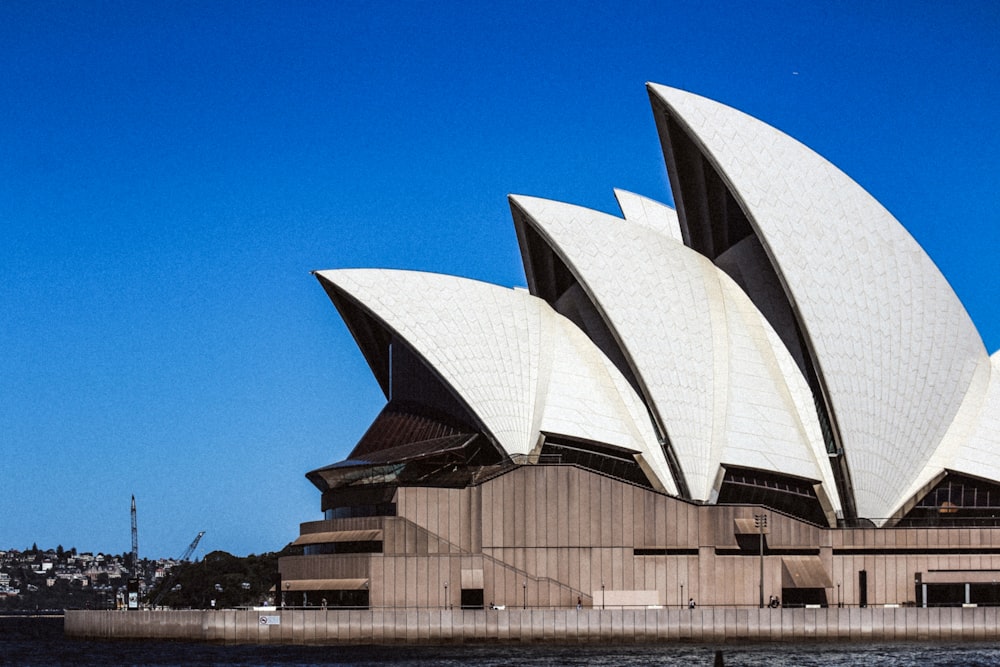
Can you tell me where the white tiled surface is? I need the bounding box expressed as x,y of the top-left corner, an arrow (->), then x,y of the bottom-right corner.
649,84 -> 988,521
943,353 -> 1000,489
613,188 -> 683,242
511,196 -> 838,506
316,268 -> 675,493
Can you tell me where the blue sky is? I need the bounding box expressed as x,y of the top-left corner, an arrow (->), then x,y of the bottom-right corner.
2,1 -> 998,558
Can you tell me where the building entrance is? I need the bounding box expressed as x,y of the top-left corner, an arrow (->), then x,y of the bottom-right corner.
460,588 -> 484,609
781,587 -> 828,607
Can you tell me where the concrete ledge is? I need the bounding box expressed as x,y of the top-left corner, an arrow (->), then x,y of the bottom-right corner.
64,608 -> 1000,645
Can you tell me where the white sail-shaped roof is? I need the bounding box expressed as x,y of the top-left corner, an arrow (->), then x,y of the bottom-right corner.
313,83 -> 1000,530
948,352 -> 1000,482
613,189 -> 683,242
511,195 -> 839,510
315,268 -> 676,493
648,84 -> 988,522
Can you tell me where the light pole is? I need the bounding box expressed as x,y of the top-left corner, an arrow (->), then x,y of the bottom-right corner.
680,583 -> 684,607
443,581 -> 448,610
601,581 -> 605,610
837,582 -> 842,608
755,513 -> 767,608
523,580 -> 527,609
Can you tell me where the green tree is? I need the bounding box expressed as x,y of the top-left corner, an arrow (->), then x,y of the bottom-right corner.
147,545 -> 300,609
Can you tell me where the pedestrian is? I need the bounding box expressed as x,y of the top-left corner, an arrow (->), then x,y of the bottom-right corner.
688,597 -> 696,609
577,596 -> 582,610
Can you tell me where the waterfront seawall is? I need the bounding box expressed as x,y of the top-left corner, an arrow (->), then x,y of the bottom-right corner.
65,607 -> 1000,644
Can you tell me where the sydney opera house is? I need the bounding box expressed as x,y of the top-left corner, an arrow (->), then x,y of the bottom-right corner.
278,85 -> 1000,611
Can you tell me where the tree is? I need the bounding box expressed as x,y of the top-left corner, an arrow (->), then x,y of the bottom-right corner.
146,546 -> 300,609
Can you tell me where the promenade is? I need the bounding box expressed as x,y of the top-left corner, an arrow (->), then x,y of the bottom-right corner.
65,606 -> 1000,644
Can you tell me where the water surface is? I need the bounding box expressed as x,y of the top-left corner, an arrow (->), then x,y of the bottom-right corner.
4,617 -> 1000,666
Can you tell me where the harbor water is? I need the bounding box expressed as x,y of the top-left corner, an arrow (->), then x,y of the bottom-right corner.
7,615 -> 1000,666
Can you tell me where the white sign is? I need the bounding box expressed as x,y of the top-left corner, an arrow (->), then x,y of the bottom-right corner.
259,615 -> 281,625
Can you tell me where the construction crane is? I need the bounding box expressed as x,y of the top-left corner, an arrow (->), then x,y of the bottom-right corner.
127,495 -> 140,610
179,531 -> 206,562
150,531 -> 206,607
130,495 -> 139,573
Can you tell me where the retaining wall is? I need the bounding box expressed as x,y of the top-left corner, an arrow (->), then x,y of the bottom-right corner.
65,607 -> 1000,644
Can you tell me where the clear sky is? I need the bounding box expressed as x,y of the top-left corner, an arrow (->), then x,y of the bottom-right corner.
2,1 -> 998,558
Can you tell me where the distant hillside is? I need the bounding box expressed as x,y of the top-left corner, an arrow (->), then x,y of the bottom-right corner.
0,544 -> 300,611
146,545 -> 301,609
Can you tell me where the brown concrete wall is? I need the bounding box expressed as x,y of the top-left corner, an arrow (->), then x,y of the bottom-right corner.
65,607 -> 1000,644
283,466 -> 1000,612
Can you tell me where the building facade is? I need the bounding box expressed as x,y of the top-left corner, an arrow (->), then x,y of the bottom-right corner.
280,465 -> 1000,610
279,85 -> 1000,610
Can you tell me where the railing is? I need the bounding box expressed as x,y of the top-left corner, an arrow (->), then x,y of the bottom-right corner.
220,601 -> 1000,611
